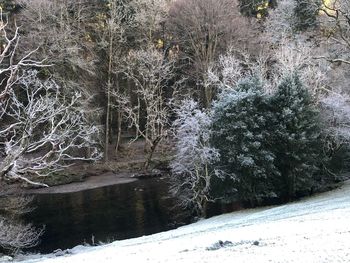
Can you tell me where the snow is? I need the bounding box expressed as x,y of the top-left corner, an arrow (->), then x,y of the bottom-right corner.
19,180 -> 350,263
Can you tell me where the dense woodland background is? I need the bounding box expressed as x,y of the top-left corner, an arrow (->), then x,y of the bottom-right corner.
1,0 -> 350,255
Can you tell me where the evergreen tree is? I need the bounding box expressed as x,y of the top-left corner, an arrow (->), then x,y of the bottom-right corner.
211,77 -> 279,206
0,0 -> 21,15
270,73 -> 322,200
238,0 -> 277,18
293,0 -> 320,31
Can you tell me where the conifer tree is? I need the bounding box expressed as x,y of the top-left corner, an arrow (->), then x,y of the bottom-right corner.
270,73 -> 322,199
211,77 -> 278,206
293,0 -> 320,31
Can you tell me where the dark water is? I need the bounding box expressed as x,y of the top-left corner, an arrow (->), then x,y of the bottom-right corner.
25,177 -> 191,253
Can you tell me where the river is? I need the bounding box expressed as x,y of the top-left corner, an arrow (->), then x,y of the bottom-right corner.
25,177 -> 192,253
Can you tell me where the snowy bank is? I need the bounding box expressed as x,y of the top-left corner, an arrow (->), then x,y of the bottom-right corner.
20,181 -> 350,263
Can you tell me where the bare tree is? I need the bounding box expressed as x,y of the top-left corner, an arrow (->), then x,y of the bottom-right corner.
319,0 -> 350,65
170,99 -> 219,217
0,190 -> 43,254
167,0 -> 253,107
0,13 -> 46,102
264,0 -> 350,67
96,0 -> 137,161
263,0 -> 298,42
118,46 -> 179,169
98,0 -> 170,161
16,0 -> 96,77
0,219 -> 42,254
131,0 -> 169,43
321,92 -> 350,148
0,70 -> 101,187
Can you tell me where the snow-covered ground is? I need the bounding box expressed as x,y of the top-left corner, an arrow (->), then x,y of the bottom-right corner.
20,181 -> 350,263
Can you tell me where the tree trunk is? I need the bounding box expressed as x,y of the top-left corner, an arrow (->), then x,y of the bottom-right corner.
287,171 -> 295,201
104,26 -> 114,162
115,110 -> 122,158
105,85 -> 111,162
143,137 -> 161,170
201,199 -> 208,218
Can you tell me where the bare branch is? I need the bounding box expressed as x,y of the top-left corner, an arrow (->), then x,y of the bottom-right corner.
117,46 -> 180,168
0,70 -> 102,186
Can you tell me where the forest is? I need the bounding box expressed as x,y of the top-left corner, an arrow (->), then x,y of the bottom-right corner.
1,0 -> 350,256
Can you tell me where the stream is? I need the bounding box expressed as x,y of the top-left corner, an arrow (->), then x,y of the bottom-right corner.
25,177 -> 192,254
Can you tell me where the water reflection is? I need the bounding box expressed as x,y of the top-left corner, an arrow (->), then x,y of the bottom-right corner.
26,177 -> 190,253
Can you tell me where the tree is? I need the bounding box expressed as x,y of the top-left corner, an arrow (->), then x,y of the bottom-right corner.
238,0 -> 274,17
321,93 -> 350,145
15,0 -> 103,164
97,0 -> 136,161
319,0 -> 350,65
0,13 -> 45,102
0,0 -> 21,15
118,46 -> 179,169
16,0 -> 97,82
167,0 -> 248,107
262,0 -> 319,33
170,99 -> 219,217
131,0 -> 169,44
97,0 -> 168,161
0,190 -> 43,254
293,0 -> 320,31
264,0 -> 298,42
0,70 -> 101,187
211,77 -> 279,206
270,73 -> 322,199
319,92 -> 350,174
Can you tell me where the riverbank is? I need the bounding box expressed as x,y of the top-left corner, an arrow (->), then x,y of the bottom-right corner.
25,172 -> 137,194
23,148 -> 172,194
18,180 -> 350,263
1,140 -> 173,195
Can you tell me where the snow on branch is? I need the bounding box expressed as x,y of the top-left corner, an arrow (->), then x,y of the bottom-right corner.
318,0 -> 350,65
0,70 -> 101,187
0,190 -> 43,252
321,92 -> 350,146
0,12 -> 49,102
170,99 -> 219,217
117,46 -> 181,168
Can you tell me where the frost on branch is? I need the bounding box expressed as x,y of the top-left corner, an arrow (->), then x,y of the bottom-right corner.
0,191 -> 43,253
321,93 -> 350,146
119,46 -> 180,169
170,99 -> 219,217
0,13 -> 47,102
0,70 -> 101,187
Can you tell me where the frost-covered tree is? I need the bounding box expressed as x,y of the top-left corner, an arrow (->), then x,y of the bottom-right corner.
0,70 -> 101,187
170,100 -> 219,217
211,77 -> 279,206
270,73 -> 322,199
119,47 -> 179,169
0,191 -> 43,254
264,0 -> 319,34
166,0 -> 249,107
321,93 -> 350,145
264,0 -> 297,41
318,0 -> 350,66
319,92 -> 350,173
